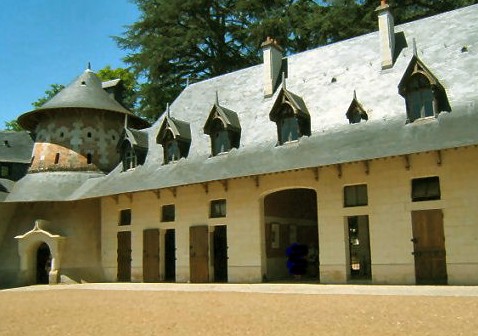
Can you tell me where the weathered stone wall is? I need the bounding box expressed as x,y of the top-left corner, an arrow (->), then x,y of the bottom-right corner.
30,110 -> 123,173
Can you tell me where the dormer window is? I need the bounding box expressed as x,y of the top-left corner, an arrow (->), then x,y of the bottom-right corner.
211,119 -> 232,155
204,99 -> 241,157
157,115 -> 191,164
398,56 -> 451,123
406,74 -> 434,121
117,128 -> 148,171
278,103 -> 300,143
122,142 -> 137,171
270,86 -> 310,145
346,92 -> 368,124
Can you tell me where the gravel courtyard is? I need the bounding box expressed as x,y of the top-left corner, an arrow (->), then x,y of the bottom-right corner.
1,283 -> 477,336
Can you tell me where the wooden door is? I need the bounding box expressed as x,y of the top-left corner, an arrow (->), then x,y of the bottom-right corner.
143,229 -> 160,282
117,231 -> 131,282
213,226 -> 228,283
412,210 -> 447,285
164,229 -> 176,282
190,226 -> 209,283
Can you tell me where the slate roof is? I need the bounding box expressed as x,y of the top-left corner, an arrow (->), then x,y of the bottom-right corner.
18,70 -> 149,130
3,4 -> 478,202
0,131 -> 34,164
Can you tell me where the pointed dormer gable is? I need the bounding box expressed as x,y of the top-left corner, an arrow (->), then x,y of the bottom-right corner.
346,91 -> 368,124
157,116 -> 191,164
117,127 -> 148,171
203,103 -> 241,135
269,86 -> 311,145
398,55 -> 451,123
157,116 -> 192,144
203,99 -> 241,156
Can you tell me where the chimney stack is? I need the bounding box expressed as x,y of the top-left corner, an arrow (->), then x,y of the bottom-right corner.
376,0 -> 395,69
261,37 -> 283,97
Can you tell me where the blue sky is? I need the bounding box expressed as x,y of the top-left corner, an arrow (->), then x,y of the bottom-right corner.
0,0 -> 140,129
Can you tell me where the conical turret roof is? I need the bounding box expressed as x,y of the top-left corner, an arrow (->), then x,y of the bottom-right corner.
18,69 -> 149,130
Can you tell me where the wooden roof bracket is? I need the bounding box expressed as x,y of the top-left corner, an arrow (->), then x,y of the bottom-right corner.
337,164 -> 342,178
436,150 -> 442,166
112,195 -> 119,205
126,193 -> 133,203
153,190 -> 161,199
169,187 -> 177,198
254,176 -> 260,188
202,182 -> 209,194
404,155 -> 411,170
220,180 -> 228,192
363,160 -> 370,175
313,167 -> 319,181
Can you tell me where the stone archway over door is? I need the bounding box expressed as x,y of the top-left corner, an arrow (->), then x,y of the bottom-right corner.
15,219 -> 65,285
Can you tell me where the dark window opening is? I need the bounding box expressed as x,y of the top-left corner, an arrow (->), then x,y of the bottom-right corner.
163,130 -> 181,164
210,119 -> 231,156
210,199 -> 226,218
60,132 -> 64,138
87,153 -> 92,164
406,74 -> 435,122
347,216 -> 372,280
122,142 -> 137,171
162,204 -> 176,222
54,153 -> 60,164
276,103 -> 310,145
344,184 -> 368,207
412,176 -> 440,202
0,165 -> 10,178
119,209 -> 131,226
87,132 -> 92,138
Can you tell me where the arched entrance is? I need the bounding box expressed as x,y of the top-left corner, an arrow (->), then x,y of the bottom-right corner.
36,243 -> 52,284
15,219 -> 65,285
263,188 -> 319,282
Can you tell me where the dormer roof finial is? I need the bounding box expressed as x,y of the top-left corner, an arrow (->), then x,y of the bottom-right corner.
413,38 -> 418,56
215,90 -> 219,106
87,62 -> 91,71
166,103 -> 170,118
282,72 -> 286,90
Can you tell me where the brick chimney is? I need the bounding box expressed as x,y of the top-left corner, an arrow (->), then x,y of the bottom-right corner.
376,0 -> 395,69
261,37 -> 283,97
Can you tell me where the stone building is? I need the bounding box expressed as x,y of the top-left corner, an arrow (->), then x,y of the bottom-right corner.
1,3 -> 478,287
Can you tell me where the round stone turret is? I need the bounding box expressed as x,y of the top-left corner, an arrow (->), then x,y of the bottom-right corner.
18,69 -> 149,173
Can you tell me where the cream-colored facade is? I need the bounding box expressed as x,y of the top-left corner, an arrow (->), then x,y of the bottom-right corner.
98,146 -> 478,285
1,4 -> 478,288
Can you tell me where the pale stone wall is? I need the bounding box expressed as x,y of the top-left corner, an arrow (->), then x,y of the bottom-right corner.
99,146 -> 478,285
0,199 -> 102,287
30,110 -> 123,173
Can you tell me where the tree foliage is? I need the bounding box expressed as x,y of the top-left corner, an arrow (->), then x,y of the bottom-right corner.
31,83 -> 65,109
117,0 -> 476,120
4,120 -> 23,132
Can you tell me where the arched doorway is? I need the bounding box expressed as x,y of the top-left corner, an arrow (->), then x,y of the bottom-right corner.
263,188 -> 319,282
36,243 -> 51,284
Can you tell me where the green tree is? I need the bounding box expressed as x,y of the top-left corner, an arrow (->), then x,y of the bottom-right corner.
31,83 -> 65,109
4,120 -> 23,131
97,65 -> 138,111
